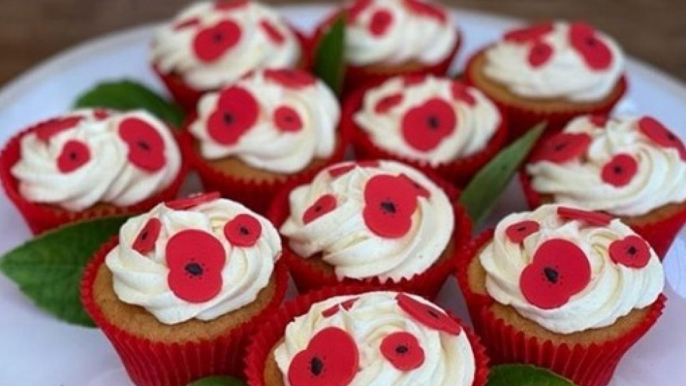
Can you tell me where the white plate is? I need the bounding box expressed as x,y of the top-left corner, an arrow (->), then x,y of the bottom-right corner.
1,5 -> 685,385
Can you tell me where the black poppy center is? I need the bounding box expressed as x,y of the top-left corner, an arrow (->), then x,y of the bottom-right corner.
613,165 -> 624,174
427,309 -> 440,319
213,32 -> 224,42
426,115 -> 440,130
314,205 -> 323,213
69,151 -> 78,160
627,245 -> 637,255
239,226 -> 250,235
380,200 -> 397,214
137,140 -> 151,152
185,262 -> 204,276
223,112 -> 235,125
553,142 -> 568,152
140,230 -> 148,240
517,225 -> 528,232
395,345 -> 409,354
544,267 -> 559,283
667,132 -> 678,142
310,357 -> 324,376
585,37 -> 596,46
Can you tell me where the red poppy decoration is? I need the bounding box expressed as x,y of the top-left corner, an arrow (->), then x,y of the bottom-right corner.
504,23 -> 554,43
207,86 -> 259,145
396,293 -> 462,335
214,0 -> 249,11
347,0 -> 372,23
520,239 -> 591,309
166,229 -> 226,303
260,20 -> 285,45
402,0 -> 448,23
638,116 -> 686,160
166,192 -> 221,210
93,109 -> 110,121
322,298 -> 358,317
132,218 -> 162,255
36,116 -> 83,142
609,235 -> 652,268
303,194 -> 337,224
530,132 -> 591,164
363,175 -> 418,238
528,41 -> 553,67
57,140 -> 91,173
264,69 -> 317,89
374,93 -> 404,114
402,73 -> 428,87
569,22 -> 613,70
451,82 -> 476,106
601,154 -> 638,187
557,206 -> 612,226
369,9 -> 394,37
398,173 -> 431,198
589,115 -> 609,127
274,106 -> 304,133
118,117 -> 167,172
506,220 -> 540,244
380,331 -> 425,371
173,18 -> 200,31
288,327 -> 359,386
224,213 -> 262,247
328,161 -> 381,178
401,98 -> 457,152
193,20 -> 242,63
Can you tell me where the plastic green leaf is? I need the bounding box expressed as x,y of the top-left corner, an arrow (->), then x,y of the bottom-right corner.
459,123 -> 546,227
313,15 -> 346,96
487,364 -> 576,386
74,80 -> 186,128
0,216 -> 129,327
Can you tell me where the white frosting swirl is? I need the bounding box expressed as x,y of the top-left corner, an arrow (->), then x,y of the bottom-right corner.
483,21 -> 625,102
279,160 -> 454,282
151,1 -> 302,90
275,291 -> 476,386
353,76 -> 501,165
345,0 -> 458,66
527,115 -> 686,217
189,70 -> 340,173
105,199 -> 282,324
480,204 -> 664,334
11,109 -> 182,211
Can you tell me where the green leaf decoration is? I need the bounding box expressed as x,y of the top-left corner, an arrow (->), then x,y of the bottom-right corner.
313,15 -> 346,96
459,123 -> 546,227
487,364 -> 576,386
74,80 -> 186,128
0,216 -> 129,327
186,376 -> 248,386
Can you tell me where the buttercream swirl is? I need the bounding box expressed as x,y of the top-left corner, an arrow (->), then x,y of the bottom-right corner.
480,204 -> 664,334
279,160 -> 454,282
483,21 -> 625,102
11,109 -> 182,211
106,198 -> 281,324
274,291 -> 476,386
526,115 -> 686,217
353,76 -> 501,165
189,69 -> 340,174
151,1 -> 301,90
345,0 -> 458,66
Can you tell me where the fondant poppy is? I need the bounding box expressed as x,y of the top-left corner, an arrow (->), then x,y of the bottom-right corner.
530,132 -> 591,164
303,194 -> 337,224
207,86 -> 259,145
601,154 -> 638,187
166,192 -> 221,210
609,235 -> 651,268
264,69 -> 317,89
288,327 -> 359,386
374,93 -> 404,114
505,220 -> 540,244
557,206 -> 612,226
363,175 -> 418,238
224,213 -> 262,247
528,41 -> 553,67
132,218 -> 162,255
36,116 -> 83,142
401,98 -> 457,152
57,140 -> 91,173
369,9 -> 394,37
638,116 -> 686,160
118,117 -> 167,172
451,82 -> 476,106
569,22 -> 613,70
321,298 -> 358,317
396,293 -> 462,335
274,106 -> 304,133
260,19 -> 285,45
380,331 -> 425,371
193,20 -> 242,63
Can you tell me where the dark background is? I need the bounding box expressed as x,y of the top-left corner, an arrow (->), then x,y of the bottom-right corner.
1,0 -> 684,86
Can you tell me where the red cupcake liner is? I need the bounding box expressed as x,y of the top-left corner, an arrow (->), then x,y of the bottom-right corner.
154,27 -> 312,111
81,237 -> 289,386
266,173 -> 472,300
312,12 -> 462,96
244,284 -> 490,386
463,48 -> 628,142
456,230 -> 667,386
0,122 -> 189,235
178,115 -> 350,215
519,170 -> 686,259
344,83 -> 509,187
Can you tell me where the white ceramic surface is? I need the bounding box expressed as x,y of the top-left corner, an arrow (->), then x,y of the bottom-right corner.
0,5 -> 685,385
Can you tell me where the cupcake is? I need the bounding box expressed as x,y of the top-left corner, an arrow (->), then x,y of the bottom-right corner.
151,0 -> 307,109
180,68 -> 347,214
522,115 -> 686,258
314,0 -> 461,92
0,108 -> 186,234
245,288 -> 489,386
81,193 -> 287,386
456,204 -> 666,386
270,159 -> 472,299
347,75 -> 507,186
464,21 -> 627,140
